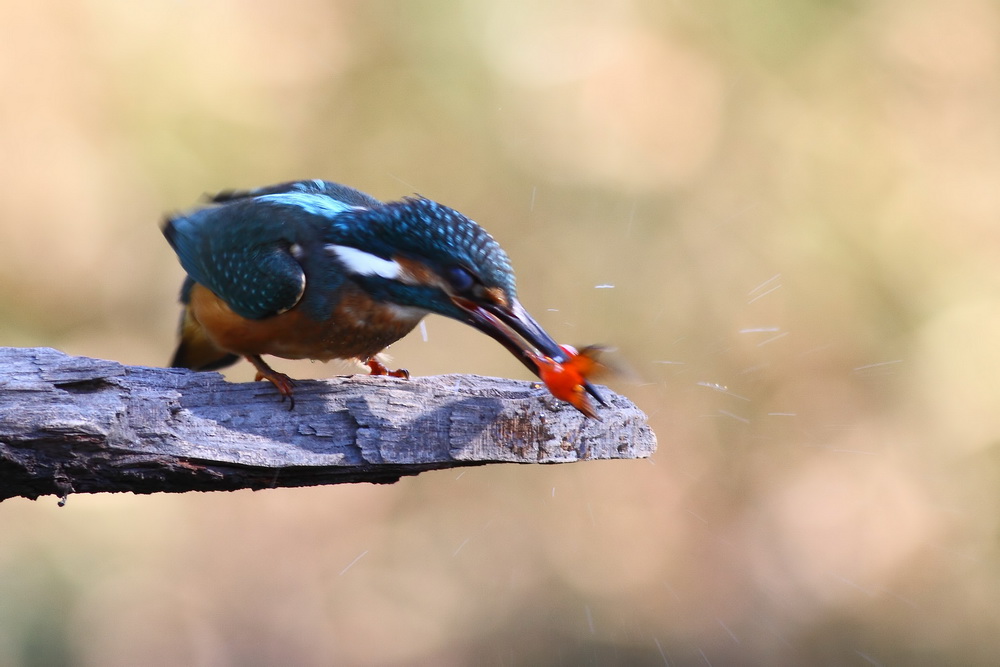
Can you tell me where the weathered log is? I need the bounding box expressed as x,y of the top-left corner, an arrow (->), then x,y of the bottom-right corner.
0,347 -> 656,502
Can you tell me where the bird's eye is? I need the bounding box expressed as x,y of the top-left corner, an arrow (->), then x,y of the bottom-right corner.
445,265 -> 476,293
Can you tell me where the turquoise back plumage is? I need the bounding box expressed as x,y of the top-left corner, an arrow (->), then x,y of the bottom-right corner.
164,179 -> 517,322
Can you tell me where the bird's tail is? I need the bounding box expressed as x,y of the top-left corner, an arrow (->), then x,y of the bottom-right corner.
170,305 -> 239,371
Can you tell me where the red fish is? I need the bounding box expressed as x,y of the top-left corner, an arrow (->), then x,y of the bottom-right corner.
530,344 -> 607,418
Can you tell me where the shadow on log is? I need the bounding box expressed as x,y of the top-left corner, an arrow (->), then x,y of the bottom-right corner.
0,347 -> 657,503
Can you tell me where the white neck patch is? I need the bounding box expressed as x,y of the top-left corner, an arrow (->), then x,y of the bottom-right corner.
326,244 -> 403,280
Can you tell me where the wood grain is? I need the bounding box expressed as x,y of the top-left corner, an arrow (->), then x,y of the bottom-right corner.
0,347 -> 657,502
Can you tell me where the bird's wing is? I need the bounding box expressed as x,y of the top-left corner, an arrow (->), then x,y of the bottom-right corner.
163,204 -> 308,319
164,181 -> 385,319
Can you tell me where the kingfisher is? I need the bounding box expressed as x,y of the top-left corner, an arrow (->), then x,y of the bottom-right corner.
163,179 -> 606,417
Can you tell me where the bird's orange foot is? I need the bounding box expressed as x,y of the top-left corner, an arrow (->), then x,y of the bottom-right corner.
366,358 -> 410,379
246,354 -> 296,410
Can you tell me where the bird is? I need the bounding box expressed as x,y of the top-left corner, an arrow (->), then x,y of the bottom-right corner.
163,179 -> 606,416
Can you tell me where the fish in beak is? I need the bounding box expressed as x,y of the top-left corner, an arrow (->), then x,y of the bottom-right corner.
451,296 -> 607,417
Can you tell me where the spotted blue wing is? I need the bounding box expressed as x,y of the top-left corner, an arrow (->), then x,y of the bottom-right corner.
164,205 -> 307,319
164,181 -> 384,320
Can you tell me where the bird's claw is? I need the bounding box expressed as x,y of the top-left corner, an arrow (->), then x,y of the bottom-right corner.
366,358 -> 410,379
248,355 -> 297,410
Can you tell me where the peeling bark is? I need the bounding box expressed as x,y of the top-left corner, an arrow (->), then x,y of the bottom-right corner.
0,347 -> 657,502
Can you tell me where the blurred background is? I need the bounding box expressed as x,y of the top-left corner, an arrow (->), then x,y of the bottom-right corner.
2,0 -> 999,664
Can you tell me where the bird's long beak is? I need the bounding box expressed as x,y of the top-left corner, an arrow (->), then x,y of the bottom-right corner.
451,296 -> 607,410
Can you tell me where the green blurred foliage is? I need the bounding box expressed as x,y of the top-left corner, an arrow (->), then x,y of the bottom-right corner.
2,0 -> 1000,664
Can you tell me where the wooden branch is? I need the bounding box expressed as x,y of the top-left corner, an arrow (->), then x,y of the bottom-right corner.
0,347 -> 656,502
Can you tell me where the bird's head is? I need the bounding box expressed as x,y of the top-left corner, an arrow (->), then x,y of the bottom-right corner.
329,197 -> 605,408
